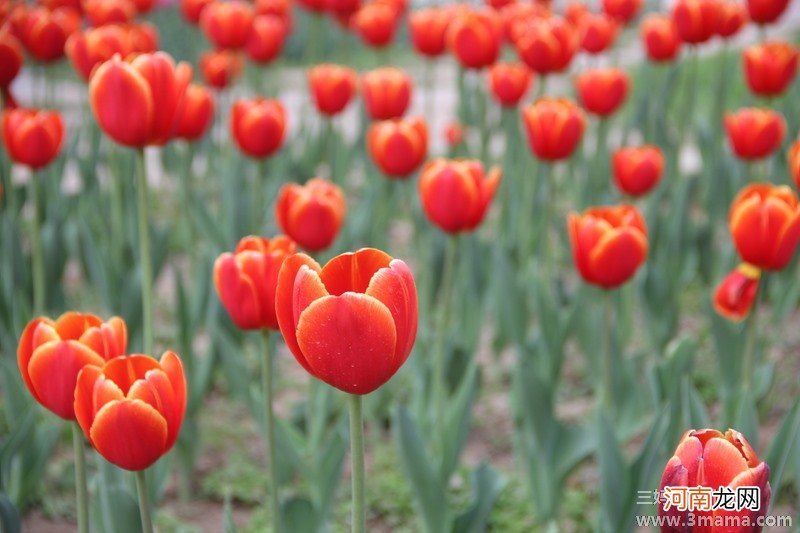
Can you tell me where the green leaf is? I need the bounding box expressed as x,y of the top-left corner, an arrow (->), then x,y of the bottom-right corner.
596,411 -> 628,533
440,363 -> 479,481
765,398 -> 800,506
280,496 -> 320,533
452,464 -> 506,533
0,493 -> 20,533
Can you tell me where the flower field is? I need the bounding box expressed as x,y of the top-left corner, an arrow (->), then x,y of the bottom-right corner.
1,0 -> 800,531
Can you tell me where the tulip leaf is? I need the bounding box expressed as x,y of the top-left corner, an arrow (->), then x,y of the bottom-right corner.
312,419 -> 347,520
223,493 -> 238,533
765,397 -> 800,506
451,463 -> 506,533
596,410 -> 629,533
441,362 -> 479,482
0,493 -> 20,533
280,496 -> 320,533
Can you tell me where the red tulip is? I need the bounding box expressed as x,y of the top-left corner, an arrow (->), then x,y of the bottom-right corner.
659,429 -> 771,530
418,158 -> 501,233
362,67 -> 411,121
567,204 -> 648,289
327,0 -> 360,18
522,98 -> 586,161
126,22 -> 159,52
716,1 -> 748,39
256,0 -> 293,20
181,0 -> 213,23
17,312 -> 127,420
275,248 -> 418,395
74,352 -> 186,471
308,64 -> 358,116
565,2 -> 589,27
199,49 -> 244,89
129,0 -> 155,14
612,145 -> 664,197
713,263 -> 761,321
789,140 -> 800,191
575,67 -> 629,117
601,0 -> 642,25
83,0 -> 136,27
447,7 -> 502,70
175,83 -> 215,141
214,235 -> 297,329
200,0 -> 254,49
0,28 -> 23,89
578,13 -> 618,55
488,62 -> 532,107
275,178 -> 346,251
515,16 -> 578,75
641,14 -> 681,62
66,25 -> 130,81
743,42 -> 798,98
352,2 -> 399,48
246,14 -> 287,64
408,7 -> 450,57
724,108 -> 786,161
42,0 -> 84,13
502,2 -> 549,45
89,52 -> 192,147
297,0 -> 326,13
746,0 -> 789,25
367,117 -> 427,178
671,0 -> 719,44
729,183 -> 800,271
2,108 -> 64,169
230,98 -> 286,158
20,6 -> 80,62
445,121 -> 463,148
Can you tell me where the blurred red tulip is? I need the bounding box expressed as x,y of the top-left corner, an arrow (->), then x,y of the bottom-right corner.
672,0 -> 719,44
21,6 -> 80,62
74,352 -> 186,470
276,178 -> 346,251
602,0 -> 642,25
789,140 -> 800,191
716,1 -> 748,38
6,5 -> 30,41
713,263 -> 761,321
515,16 -> 578,75
214,235 -> 296,329
743,42 -> 798,98
659,429 -> 770,528
255,0 -> 293,24
445,121 -> 463,148
367,117 -> 427,178
522,98 -> 586,161
0,28 -> 23,89
41,0 -> 84,13
729,183 -> 800,271
200,0 -> 254,49
199,49 -> 244,89
419,158 -> 501,233
130,0 -> 155,14
66,25 -> 132,81
275,248 -> 418,394
308,63 -> 358,116
578,13 -> 618,55
575,67 -> 629,117
246,14 -> 287,64
724,108 -> 786,161
746,0 -> 789,25
641,14 -> 681,62
502,2 -> 549,45
18,312 -> 127,420
362,67 -> 411,120
447,7 -> 502,70
408,7 -> 450,57
83,0 -> 136,26
231,98 -> 286,158
89,52 -> 192,147
126,22 -> 160,52
297,0 -> 326,13
175,83 -> 215,141
181,0 -> 213,23
564,2 -> 589,27
2,108 -> 64,169
485,0 -> 514,11
488,62 -> 532,107
352,2 -> 399,48
612,145 -> 664,197
568,204 -> 648,289
326,0 -> 359,17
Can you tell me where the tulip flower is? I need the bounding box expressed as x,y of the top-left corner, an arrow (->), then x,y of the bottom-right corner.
275,178 -> 346,251
367,117 -> 427,178
308,63 -> 358,116
0,25 -> 24,90
447,7 -> 502,70
20,6 -> 80,62
578,13 -> 618,55
659,429 -> 771,529
66,25 -> 131,81
522,98 -> 586,162
743,42 -> 798,98
214,235 -> 297,330
361,67 -> 411,120
565,2 -> 589,27
502,3 -> 550,45
180,0 -> 213,23
612,145 -> 664,198
175,83 -> 215,141
275,247 -> 417,395
352,2 -> 398,48
575,67 -> 629,117
230,97 -> 286,159
199,49 -> 244,89
640,14 -> 681,63
716,1 -> 748,39
515,16 -> 578,75
488,62 -> 532,107
89,52 -> 192,147
724,108 -> 786,161
129,0 -> 154,14
200,0 -> 254,49
567,204 -> 648,289
418,159 -> 501,234
713,263 -> 761,321
746,0 -> 788,25
126,22 -> 160,52
601,0 -> 641,25
408,7 -> 450,57
789,140 -> 800,191
728,183 -> 800,271
671,0 -> 719,45
2,108 -> 64,169
83,0 -> 136,26
326,0 -> 360,19
246,14 -> 286,64
17,312 -> 127,420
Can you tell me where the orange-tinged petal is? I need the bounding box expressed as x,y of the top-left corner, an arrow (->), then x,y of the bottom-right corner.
101,354 -> 161,395
697,436 -> 749,488
276,253 -> 323,368
214,252 -> 262,329
588,226 -> 648,288
320,248 -> 393,296
54,311 -> 103,340
128,368 -> 180,448
364,259 -> 418,366
90,399 -> 168,470
89,55 -> 153,147
74,365 -> 105,438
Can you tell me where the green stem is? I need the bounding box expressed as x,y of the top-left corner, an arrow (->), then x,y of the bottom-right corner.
348,394 -> 365,533
742,274 -> 767,392
135,470 -> 154,533
261,330 -> 280,533
324,118 -> 336,181
540,163 -> 556,276
29,172 -> 45,314
135,148 -> 154,354
432,235 -> 458,444
601,291 -> 615,413
180,142 -> 194,251
72,423 -> 89,533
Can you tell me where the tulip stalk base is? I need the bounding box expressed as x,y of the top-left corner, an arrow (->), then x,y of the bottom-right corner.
742,275 -> 768,394
29,172 -> 45,314
348,394 -> 365,533
432,235 -> 459,448
261,330 -> 281,533
135,148 -> 154,354
135,470 -> 154,533
71,423 -> 89,533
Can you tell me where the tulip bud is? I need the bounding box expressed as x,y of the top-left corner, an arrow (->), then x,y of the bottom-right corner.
672,0 -> 720,45
724,108 -> 786,161
488,62 -> 532,107
0,29 -> 23,89
21,6 -> 80,62
175,83 -> 215,141
578,13 -> 618,55
713,264 -> 761,321
601,0 -> 641,25
515,16 -> 578,75
367,118 -> 427,178
746,0 -> 788,25
308,63 -> 358,116
362,67 -> 411,121
575,67 -> 629,117
246,14 -> 287,64
522,98 -> 586,161
2,108 -> 64,169
408,7 -> 450,58
83,0 -> 136,27
200,0 -> 254,49
199,49 -> 244,89
788,140 -> 800,191
447,7 -> 502,70
743,42 -> 798,98
275,178 -> 346,251
640,14 -> 681,63
444,121 -> 464,148
352,2 -> 399,49
612,145 -> 664,197
230,98 -> 286,159
716,1 -> 748,39
181,0 -> 213,24
66,25 -> 131,81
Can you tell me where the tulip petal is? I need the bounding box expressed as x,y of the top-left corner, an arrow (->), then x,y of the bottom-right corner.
320,248 -> 393,295
275,253 -> 324,370
90,399 -> 168,471
697,436 -> 749,488
74,365 -> 106,439
365,259 -> 418,366
159,351 -> 187,443
129,368 -> 180,448
17,317 -> 55,399
588,227 -> 648,288
101,354 -> 161,395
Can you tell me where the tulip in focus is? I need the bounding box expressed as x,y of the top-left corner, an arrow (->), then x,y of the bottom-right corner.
214,236 -> 297,330
578,13 -> 618,55
724,108 -> 786,161
408,7 -> 450,58
612,145 -> 664,197
601,0 -> 641,25
352,2 -> 399,48
199,49 -> 244,89
746,0 -> 789,25
200,0 -> 254,49
275,248 -> 418,394
567,204 -> 648,289
743,42 -> 798,98
575,67 -> 629,117
175,83 -> 215,141
447,7 -> 502,70
74,352 -> 187,471
230,97 -> 287,158
488,62 -> 532,107
308,63 -> 358,116
713,263 -> 761,321
275,178 -> 346,251
515,16 -> 578,75
18,312 -> 127,420
246,14 -> 287,64
641,14 -> 681,63
368,118 -> 427,178
362,67 -> 411,121
2,108 -> 64,169
671,0 -> 720,45
522,98 -> 586,161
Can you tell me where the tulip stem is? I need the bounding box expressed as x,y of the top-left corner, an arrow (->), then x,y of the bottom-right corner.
29,171 -> 45,314
348,394 -> 365,533
135,470 -> 154,533
135,148 -> 154,354
601,290 -> 616,414
71,423 -> 89,533
742,275 -> 767,393
432,235 -> 459,446
260,330 -> 281,533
